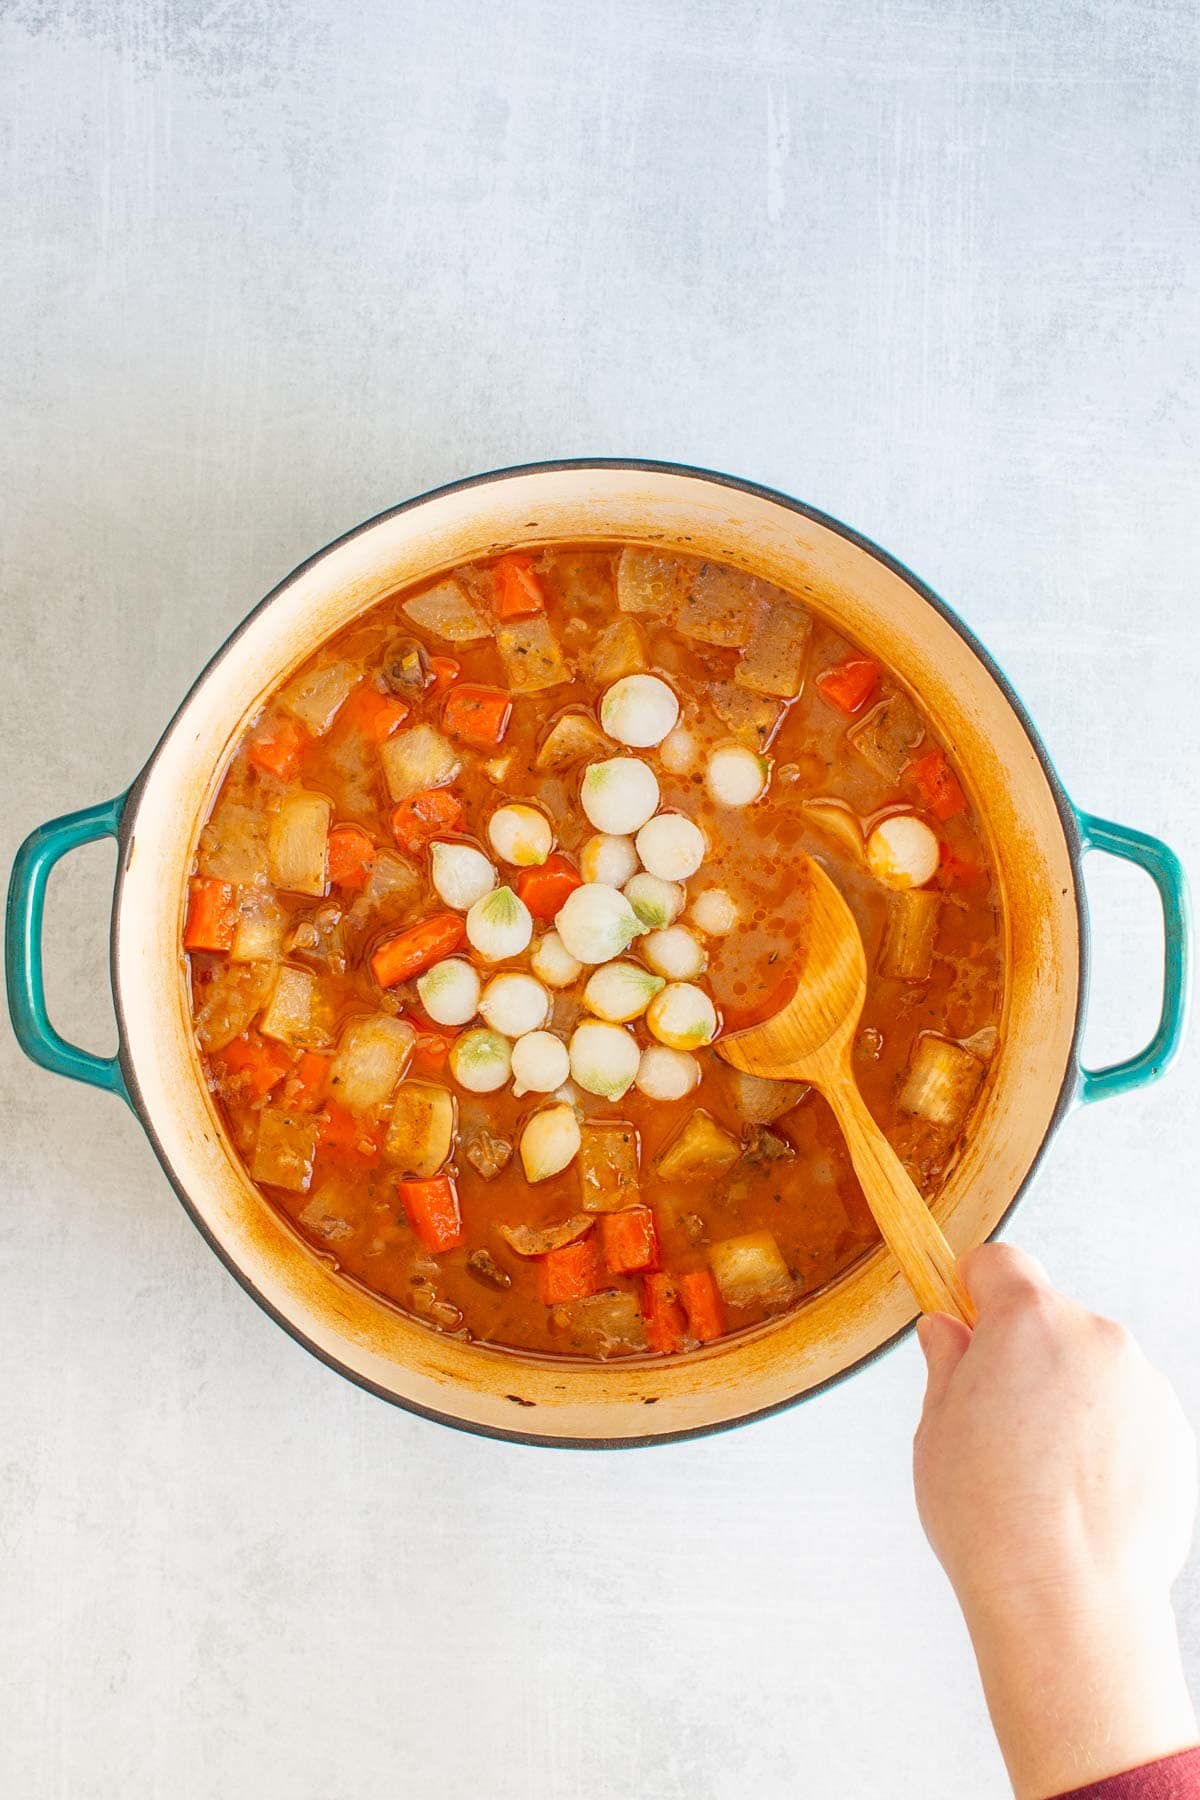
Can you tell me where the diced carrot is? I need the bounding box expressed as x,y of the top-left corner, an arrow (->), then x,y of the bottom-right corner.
429,656 -> 461,693
599,1205 -> 660,1275
411,1029 -> 459,1072
370,912 -> 466,988
337,685 -> 411,744
907,748 -> 968,822
247,717 -> 306,780
815,657 -> 881,717
642,1273 -> 688,1355
442,683 -> 512,748
493,553 -> 545,620
327,824 -> 378,890
318,1102 -> 383,1165
390,789 -> 465,854
220,1033 -> 293,1101
515,852 -> 583,921
677,1270 -> 725,1344
184,877 -> 238,952
288,1050 -> 331,1111
399,1175 -> 464,1253
537,1235 -> 604,1305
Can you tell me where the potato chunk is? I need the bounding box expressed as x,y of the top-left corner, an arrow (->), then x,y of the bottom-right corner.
554,1290 -> 648,1357
251,1110 -> 321,1193
328,1014 -> 416,1114
258,964 -> 335,1049
707,681 -> 785,751
849,692 -> 925,782
198,797 -> 270,885
655,1108 -> 741,1180
380,724 -> 460,803
354,849 -> 422,924
735,597 -> 812,698
496,617 -> 571,693
578,1120 -> 641,1213
616,548 -> 682,617
402,580 -> 491,643
298,1184 -> 355,1241
590,617 -> 648,684
535,710 -> 609,772
193,961 -> 278,1053
677,564 -> 757,647
384,1081 -> 457,1178
230,890 -> 287,963
268,790 -> 330,896
708,1230 -> 791,1304
279,660 -> 361,735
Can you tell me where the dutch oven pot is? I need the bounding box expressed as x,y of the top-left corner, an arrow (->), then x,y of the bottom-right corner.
5,463 -> 1191,1446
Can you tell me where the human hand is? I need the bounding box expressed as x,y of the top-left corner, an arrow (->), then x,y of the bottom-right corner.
914,1243 -> 1198,1798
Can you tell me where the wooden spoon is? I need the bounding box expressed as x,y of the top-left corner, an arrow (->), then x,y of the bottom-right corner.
716,856 -> 977,1327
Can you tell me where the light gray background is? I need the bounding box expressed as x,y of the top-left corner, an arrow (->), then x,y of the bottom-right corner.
2,2 -> 1197,1796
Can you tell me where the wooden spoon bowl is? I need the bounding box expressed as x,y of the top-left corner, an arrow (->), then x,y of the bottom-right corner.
717,856 -> 976,1326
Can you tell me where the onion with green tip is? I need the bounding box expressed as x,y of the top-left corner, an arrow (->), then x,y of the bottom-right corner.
582,960 -> 666,1024
568,1020 -> 641,1100
623,871 -> 684,929
466,884 -> 533,962
554,883 -> 642,966
416,957 -> 482,1027
646,981 -> 718,1050
449,1028 -> 512,1094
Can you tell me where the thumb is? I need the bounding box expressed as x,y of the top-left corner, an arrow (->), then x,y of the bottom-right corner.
917,1313 -> 972,1415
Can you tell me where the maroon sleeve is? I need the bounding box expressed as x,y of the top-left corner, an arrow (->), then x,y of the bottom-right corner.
1052,1747 -> 1200,1799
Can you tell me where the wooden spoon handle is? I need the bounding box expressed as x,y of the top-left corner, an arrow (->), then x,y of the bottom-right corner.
822,1071 -> 977,1327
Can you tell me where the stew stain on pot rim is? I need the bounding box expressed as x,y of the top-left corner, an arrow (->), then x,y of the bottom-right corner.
8,460 -> 1189,1447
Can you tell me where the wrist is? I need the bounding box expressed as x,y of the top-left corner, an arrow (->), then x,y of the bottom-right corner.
961,1564 -> 1170,1649
961,1577 -> 1197,1799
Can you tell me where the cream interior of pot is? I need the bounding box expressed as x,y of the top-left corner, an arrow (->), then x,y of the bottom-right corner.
115,467 -> 1080,1441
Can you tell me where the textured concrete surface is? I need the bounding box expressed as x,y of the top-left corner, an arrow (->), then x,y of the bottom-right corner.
1,3 -> 1197,1796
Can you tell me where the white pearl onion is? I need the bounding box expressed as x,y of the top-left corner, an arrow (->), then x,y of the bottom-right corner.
510,1030 -> 571,1097
635,1045 -> 702,1101
635,812 -> 706,881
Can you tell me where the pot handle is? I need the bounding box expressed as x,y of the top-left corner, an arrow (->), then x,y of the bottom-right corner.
5,795 -> 131,1105
1075,811 -> 1191,1104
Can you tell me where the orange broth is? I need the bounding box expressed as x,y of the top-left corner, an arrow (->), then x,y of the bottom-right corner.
185,546 -> 1002,1359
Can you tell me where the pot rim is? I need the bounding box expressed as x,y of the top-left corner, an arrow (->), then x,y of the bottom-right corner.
110,458 -> 1088,1448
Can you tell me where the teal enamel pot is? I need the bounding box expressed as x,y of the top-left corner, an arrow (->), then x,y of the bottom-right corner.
4,462 -> 1191,1445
